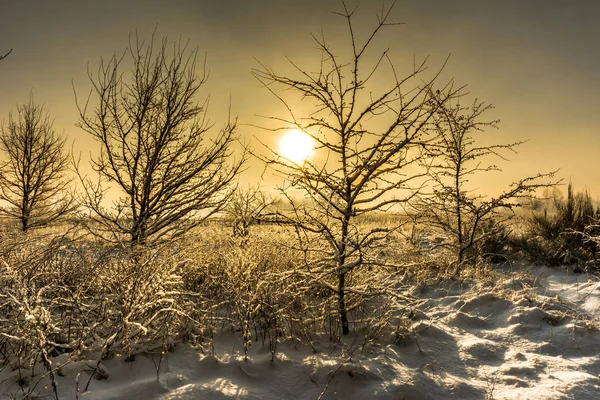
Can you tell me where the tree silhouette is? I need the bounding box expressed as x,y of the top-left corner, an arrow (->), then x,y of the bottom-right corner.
414,93 -> 557,272
76,34 -> 244,244
253,1 -> 458,335
0,96 -> 74,230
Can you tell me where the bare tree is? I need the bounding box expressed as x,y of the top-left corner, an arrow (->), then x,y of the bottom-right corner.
414,93 -> 557,272
226,184 -> 273,237
253,1 -> 458,335
76,33 -> 244,245
0,95 -> 74,231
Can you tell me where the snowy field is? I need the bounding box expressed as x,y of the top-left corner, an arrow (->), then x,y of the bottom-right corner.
2,261 -> 598,400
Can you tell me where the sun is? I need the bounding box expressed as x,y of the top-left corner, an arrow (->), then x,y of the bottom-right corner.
278,130 -> 314,165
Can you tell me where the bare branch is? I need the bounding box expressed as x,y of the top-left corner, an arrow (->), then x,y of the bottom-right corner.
0,48 -> 12,61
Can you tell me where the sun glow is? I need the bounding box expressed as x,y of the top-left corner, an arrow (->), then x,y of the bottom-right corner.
278,130 -> 314,165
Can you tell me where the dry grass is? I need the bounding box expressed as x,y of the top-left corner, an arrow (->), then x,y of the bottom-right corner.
0,220 -> 422,377
0,216 -> 529,397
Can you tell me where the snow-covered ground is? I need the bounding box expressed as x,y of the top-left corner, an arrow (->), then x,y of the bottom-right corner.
2,264 -> 599,399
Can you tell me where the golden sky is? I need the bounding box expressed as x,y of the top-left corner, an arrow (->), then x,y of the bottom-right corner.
1,0 -> 599,197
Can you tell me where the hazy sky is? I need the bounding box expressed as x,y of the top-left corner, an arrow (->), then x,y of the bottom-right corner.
1,0 -> 600,196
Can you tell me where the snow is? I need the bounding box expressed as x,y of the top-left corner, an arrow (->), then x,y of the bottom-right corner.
2,264 -> 600,399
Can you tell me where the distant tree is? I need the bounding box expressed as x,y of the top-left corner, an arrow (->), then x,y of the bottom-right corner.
76,34 -> 244,245
0,96 -> 74,231
226,184 -> 272,237
414,94 -> 557,272
253,1 -> 458,335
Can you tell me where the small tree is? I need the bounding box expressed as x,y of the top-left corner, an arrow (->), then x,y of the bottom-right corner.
76,34 -> 244,245
226,184 -> 272,237
0,96 -> 74,231
415,94 -> 557,271
253,1 -> 458,335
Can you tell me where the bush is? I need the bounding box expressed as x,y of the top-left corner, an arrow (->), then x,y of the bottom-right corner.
476,219 -> 514,264
524,184 -> 598,266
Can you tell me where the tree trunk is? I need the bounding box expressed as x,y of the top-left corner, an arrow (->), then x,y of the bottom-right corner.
456,247 -> 465,275
338,272 -> 349,335
21,196 -> 29,231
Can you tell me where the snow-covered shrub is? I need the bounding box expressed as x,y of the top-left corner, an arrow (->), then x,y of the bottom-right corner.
182,227 -> 317,353
96,247 -> 192,360
0,227 -> 206,396
0,219 -> 417,398
0,232 -> 75,398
